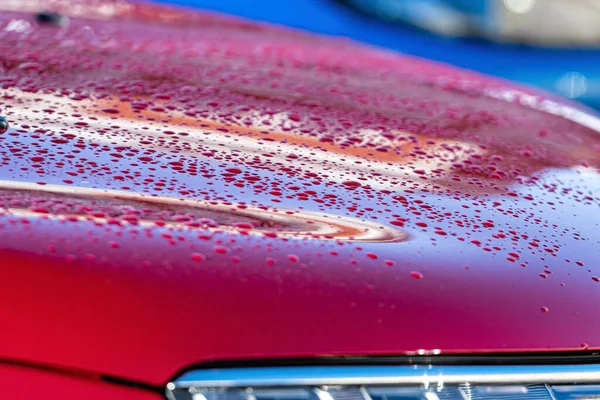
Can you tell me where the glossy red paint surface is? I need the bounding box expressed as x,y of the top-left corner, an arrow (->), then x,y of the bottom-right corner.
0,361 -> 160,400
1,0 -> 600,388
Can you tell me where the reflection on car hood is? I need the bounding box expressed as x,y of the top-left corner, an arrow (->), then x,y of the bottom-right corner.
0,0 -> 599,387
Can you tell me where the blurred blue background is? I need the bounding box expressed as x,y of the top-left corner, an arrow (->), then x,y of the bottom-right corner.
150,0 -> 600,109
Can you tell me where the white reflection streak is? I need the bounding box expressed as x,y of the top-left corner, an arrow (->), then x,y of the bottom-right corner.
10,91 -> 478,192
0,180 -> 407,243
503,0 -> 536,14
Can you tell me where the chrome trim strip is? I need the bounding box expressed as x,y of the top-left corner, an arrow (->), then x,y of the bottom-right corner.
358,386 -> 372,400
170,365 -> 600,389
545,384 -> 558,400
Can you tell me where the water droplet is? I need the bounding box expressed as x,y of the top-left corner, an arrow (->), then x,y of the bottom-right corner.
213,246 -> 229,255
341,181 -> 362,189
191,253 -> 206,262
410,271 -> 424,279
35,11 -> 68,26
0,117 -> 8,134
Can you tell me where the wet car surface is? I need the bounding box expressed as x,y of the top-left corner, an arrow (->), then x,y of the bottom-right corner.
0,0 -> 599,391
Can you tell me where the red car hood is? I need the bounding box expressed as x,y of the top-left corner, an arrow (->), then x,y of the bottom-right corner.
1,0 -> 600,387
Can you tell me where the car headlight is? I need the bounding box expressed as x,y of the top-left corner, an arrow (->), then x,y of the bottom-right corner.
167,365 -> 600,400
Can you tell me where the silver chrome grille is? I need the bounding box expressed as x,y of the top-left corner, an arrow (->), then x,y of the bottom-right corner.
166,365 -> 600,400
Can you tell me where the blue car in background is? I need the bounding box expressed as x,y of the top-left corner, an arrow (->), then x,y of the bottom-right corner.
151,0 -> 600,109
